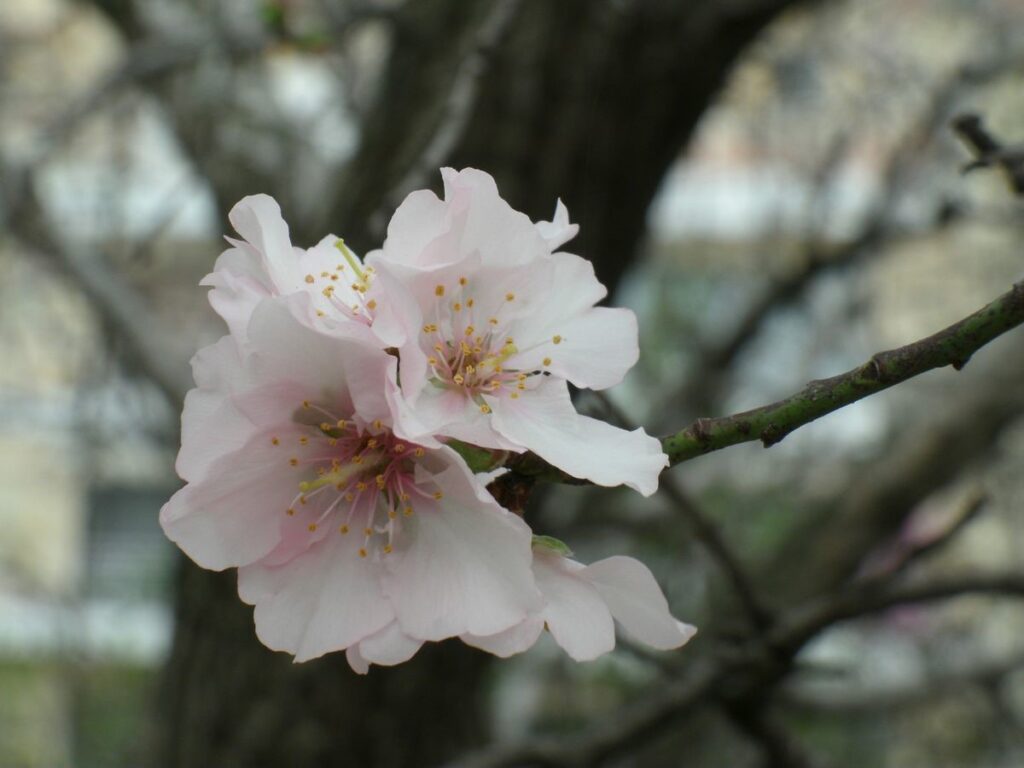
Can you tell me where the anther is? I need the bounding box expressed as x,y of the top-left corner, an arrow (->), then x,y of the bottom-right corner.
358,548 -> 368,558
340,524 -> 349,534
543,357 -> 552,366
553,335 -> 562,344
435,285 -> 445,297
433,491 -> 444,500
307,523 -> 317,532
305,274 -> 315,284
480,404 -> 492,414
505,292 -> 515,301
271,437 -> 280,445
289,458 -> 299,467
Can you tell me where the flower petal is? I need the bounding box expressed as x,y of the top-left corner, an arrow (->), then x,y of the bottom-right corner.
534,553 -> 614,662
227,194 -> 302,291
176,336 -> 256,483
161,426 -> 306,570
346,645 -> 370,675
242,298 -> 395,427
583,556 -> 696,650
238,529 -> 394,662
461,616 -> 544,658
357,622 -> 424,667
383,450 -> 541,640
490,378 -> 667,496
534,199 -> 579,251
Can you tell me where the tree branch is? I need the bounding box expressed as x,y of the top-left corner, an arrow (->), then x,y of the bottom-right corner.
590,391 -> 771,630
772,573 -> 1024,653
452,571 -> 1024,768
509,279 -> 1024,483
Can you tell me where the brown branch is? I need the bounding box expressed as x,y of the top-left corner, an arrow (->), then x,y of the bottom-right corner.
953,113 -> 1024,194
772,573 -> 1024,653
451,571 -> 1024,768
510,279 -> 1024,484
590,390 -> 772,631
677,57 -> 1013,415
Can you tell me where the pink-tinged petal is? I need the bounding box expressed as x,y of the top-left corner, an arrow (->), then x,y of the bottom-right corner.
384,452 -> 542,641
534,199 -> 579,251
201,248 -> 270,340
582,556 -> 696,650
161,426 -> 306,570
238,530 -> 394,663
503,253 -> 606,346
176,336 -> 256,483
398,385 -> 522,451
346,645 -> 370,675
490,378 -> 667,496
243,298 -> 396,426
462,616 -> 544,658
383,380 -> 444,449
439,168 -> 549,268
534,553 -> 615,662
357,622 -> 424,667
531,307 -> 639,390
380,189 -> 453,267
228,195 -> 302,291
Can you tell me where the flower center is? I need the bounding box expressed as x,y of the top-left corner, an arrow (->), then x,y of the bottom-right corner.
422,278 -> 559,410
302,239 -> 379,324
271,401 -> 440,560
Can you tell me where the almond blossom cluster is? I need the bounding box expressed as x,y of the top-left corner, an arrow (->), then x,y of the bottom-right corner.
161,168 -> 695,672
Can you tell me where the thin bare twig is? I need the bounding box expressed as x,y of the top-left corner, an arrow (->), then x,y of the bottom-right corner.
953,112 -> 1024,195
452,571 -> 1024,768
592,390 -> 771,630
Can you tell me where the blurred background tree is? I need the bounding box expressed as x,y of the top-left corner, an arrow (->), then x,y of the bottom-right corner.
1,0 -> 1024,766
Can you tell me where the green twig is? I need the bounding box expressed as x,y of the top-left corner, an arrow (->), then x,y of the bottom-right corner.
510,280 -> 1024,483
